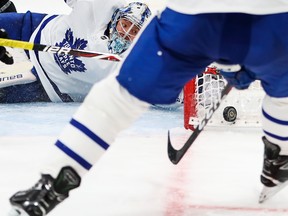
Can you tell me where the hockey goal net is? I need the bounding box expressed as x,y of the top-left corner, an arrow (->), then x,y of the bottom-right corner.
184,66 -> 265,130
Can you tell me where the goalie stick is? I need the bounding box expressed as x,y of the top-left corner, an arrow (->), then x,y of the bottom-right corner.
167,84 -> 233,164
0,38 -> 121,62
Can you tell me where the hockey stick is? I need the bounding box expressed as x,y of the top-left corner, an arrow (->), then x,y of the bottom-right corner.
0,38 -> 121,62
167,84 -> 233,164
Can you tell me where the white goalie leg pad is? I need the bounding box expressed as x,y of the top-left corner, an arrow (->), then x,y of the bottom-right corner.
262,95 -> 288,155
0,48 -> 37,88
0,61 -> 36,88
42,74 -> 150,177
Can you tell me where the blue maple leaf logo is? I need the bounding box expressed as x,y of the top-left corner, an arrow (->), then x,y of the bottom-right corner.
54,29 -> 88,74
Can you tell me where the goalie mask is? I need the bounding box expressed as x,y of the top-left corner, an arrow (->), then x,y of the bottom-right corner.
107,2 -> 151,54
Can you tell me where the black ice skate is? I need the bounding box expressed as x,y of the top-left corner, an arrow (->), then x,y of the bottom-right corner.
259,136 -> 288,203
9,166 -> 81,216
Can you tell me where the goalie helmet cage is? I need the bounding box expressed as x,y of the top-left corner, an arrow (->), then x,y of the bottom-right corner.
184,66 -> 265,130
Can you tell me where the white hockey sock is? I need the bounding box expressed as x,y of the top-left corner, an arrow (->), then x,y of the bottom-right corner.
262,95 -> 288,155
42,75 -> 150,177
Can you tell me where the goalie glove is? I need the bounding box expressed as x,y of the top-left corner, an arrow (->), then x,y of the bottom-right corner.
0,28 -> 14,65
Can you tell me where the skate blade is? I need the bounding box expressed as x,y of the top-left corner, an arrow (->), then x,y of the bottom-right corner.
8,207 -> 29,216
259,181 -> 288,203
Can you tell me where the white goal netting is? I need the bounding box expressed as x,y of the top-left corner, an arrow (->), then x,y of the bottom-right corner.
184,66 -> 265,130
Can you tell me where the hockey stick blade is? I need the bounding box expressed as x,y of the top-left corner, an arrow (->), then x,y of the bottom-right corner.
0,38 -> 121,62
168,84 -> 232,164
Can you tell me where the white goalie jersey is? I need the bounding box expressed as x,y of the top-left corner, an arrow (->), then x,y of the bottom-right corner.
29,0 -> 126,102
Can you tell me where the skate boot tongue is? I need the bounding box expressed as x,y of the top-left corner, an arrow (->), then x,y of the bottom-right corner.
53,166 -> 81,196
262,137 -> 281,186
263,136 -> 280,160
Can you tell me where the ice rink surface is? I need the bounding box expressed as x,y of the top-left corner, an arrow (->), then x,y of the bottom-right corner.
2,103 -> 288,216
1,1 -> 288,216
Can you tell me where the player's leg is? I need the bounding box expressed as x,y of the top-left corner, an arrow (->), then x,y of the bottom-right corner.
241,13 -> 288,201
261,96 -> 288,185
9,75 -> 150,215
9,10 -> 220,216
258,95 -> 288,203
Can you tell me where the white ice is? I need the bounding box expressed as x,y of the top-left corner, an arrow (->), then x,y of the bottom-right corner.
1,1 -> 288,216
